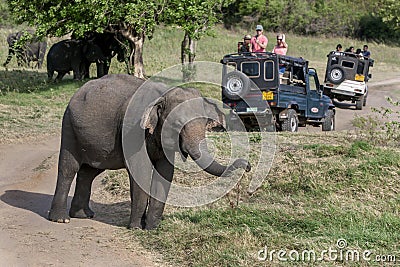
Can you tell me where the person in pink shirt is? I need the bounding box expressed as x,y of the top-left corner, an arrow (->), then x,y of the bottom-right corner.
250,25 -> 268,52
272,33 -> 288,55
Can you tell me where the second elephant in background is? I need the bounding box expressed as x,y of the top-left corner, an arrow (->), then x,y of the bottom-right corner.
47,39 -> 106,82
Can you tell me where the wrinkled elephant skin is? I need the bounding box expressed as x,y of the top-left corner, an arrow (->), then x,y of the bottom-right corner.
48,74 -> 251,230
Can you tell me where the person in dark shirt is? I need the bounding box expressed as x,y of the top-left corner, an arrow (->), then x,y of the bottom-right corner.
362,44 -> 371,58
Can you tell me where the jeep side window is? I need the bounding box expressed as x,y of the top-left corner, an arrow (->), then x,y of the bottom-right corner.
342,61 -> 354,69
227,62 -> 237,73
309,73 -> 318,91
241,62 -> 260,77
264,61 -> 274,80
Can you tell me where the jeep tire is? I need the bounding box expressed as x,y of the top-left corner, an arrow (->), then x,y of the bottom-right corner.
327,64 -> 345,84
281,109 -> 298,132
356,95 -> 364,110
222,71 -> 250,100
363,91 -> 368,106
322,109 -> 335,131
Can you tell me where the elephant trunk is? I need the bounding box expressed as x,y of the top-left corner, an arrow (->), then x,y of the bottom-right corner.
185,138 -> 251,177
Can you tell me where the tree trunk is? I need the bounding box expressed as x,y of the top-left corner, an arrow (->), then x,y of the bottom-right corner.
133,33 -> 145,79
121,27 -> 145,79
181,31 -> 197,82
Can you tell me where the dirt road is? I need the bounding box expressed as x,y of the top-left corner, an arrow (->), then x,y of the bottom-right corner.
0,78 -> 399,266
0,138 -> 158,266
300,77 -> 400,132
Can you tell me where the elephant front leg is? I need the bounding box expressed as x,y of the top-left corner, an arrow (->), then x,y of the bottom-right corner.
128,175 -> 151,229
69,164 -> 104,219
145,152 -> 175,230
48,148 -> 80,223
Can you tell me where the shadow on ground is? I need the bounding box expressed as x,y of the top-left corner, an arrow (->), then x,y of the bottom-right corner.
0,190 -> 131,227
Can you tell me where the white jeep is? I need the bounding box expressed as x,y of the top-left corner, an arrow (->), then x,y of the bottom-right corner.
323,51 -> 374,110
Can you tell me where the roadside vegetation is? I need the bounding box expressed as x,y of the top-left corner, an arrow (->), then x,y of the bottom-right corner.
1,24 -> 400,266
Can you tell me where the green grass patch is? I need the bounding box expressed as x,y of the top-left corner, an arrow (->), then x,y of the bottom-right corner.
123,134 -> 400,267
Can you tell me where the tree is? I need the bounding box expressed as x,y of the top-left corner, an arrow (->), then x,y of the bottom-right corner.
164,0 -> 233,81
6,0 -> 165,78
377,0 -> 400,31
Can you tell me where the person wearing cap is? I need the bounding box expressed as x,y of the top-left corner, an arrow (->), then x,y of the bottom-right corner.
251,25 -> 268,52
272,33 -> 288,56
239,34 -> 252,53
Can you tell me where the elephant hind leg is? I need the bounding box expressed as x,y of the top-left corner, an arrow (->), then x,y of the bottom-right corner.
48,147 -> 80,223
69,164 -> 104,219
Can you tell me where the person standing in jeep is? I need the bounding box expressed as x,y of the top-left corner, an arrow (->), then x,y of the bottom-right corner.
272,33 -> 288,55
251,25 -> 268,52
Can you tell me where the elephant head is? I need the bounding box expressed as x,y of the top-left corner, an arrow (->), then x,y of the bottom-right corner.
140,87 -> 251,177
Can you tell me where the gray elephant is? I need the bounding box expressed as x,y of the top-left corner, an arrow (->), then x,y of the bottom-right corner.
81,31 -> 127,78
47,39 -> 106,81
48,74 -> 251,230
3,30 -> 47,68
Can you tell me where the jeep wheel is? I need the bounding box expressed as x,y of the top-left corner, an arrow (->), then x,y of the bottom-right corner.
363,91 -> 368,106
327,64 -> 345,84
322,109 -> 335,131
356,96 -> 364,110
222,71 -> 250,100
281,109 -> 298,132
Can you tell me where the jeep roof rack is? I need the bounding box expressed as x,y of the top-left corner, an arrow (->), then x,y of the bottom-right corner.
221,51 -> 308,67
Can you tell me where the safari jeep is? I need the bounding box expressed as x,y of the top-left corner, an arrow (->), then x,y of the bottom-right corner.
221,52 -> 335,132
323,51 -> 374,110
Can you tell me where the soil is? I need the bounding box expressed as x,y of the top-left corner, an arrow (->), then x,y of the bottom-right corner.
0,78 -> 399,266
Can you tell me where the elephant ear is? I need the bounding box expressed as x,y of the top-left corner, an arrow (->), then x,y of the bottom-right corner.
203,98 -> 225,131
140,97 -> 165,134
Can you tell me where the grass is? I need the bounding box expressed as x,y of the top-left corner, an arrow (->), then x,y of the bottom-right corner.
1,25 -> 400,266
103,133 -> 400,267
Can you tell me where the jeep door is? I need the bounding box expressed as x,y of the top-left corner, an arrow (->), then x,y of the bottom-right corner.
306,69 -> 325,118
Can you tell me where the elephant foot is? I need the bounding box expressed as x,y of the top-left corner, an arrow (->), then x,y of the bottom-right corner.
128,215 -> 147,230
144,216 -> 162,230
127,222 -> 143,230
48,209 -> 71,223
69,207 -> 95,219
144,223 -> 159,231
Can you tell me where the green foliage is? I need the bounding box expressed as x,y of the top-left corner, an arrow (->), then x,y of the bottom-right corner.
377,0 -> 400,31
0,0 -> 12,26
6,0 -> 164,38
164,0 -> 231,40
223,0 -> 400,42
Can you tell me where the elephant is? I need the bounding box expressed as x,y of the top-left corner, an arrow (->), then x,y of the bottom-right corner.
81,31 -> 127,78
47,39 -> 106,82
3,30 -> 47,69
48,74 -> 251,230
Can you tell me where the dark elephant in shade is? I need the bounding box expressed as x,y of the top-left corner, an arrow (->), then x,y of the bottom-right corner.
81,32 -> 127,78
3,30 -> 47,68
47,39 -> 106,82
48,74 -> 251,230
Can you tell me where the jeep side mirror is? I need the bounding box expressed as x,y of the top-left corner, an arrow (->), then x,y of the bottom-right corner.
368,74 -> 372,78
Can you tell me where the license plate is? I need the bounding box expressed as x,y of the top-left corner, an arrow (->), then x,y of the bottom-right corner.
355,74 -> 364,82
246,107 -> 258,112
262,91 -> 274,100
